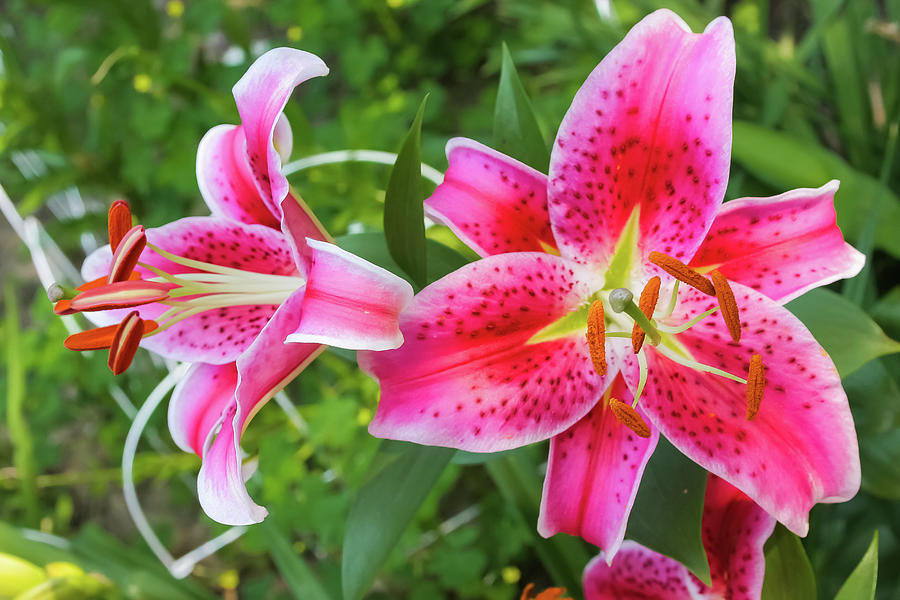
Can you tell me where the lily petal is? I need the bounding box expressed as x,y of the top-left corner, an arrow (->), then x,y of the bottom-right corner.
360,253 -> 614,452
168,362 -> 238,455
196,124 -> 281,228
285,239 -> 414,351
640,283 -> 860,536
582,542 -> 699,599
701,475 -> 775,599
538,376 -> 658,560
81,217 -> 299,364
280,195 -> 333,277
689,181 -> 865,303
232,47 -> 329,217
425,138 -> 556,257
198,287 -> 324,525
547,10 -> 734,271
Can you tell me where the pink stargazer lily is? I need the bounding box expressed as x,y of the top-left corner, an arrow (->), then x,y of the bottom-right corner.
582,475 -> 775,599
58,48 -> 414,525
360,9 -> 863,559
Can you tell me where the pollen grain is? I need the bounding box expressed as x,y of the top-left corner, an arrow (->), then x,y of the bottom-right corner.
586,299 -> 607,376
609,398 -> 652,438
746,354 -> 766,420
648,251 -> 715,296
632,276 -> 661,353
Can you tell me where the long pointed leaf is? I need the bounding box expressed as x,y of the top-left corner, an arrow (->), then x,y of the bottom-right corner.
383,97 -> 429,288
761,525 -> 817,600
835,531 -> 879,600
342,442 -> 454,600
493,43 -> 549,171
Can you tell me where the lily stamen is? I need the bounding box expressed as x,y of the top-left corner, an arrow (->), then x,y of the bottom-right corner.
107,224 -> 146,284
632,276 -> 660,353
107,199 -> 133,252
746,354 -> 766,420
609,287 -> 661,346
586,299 -> 607,376
649,251 -> 715,296
108,311 -> 145,374
64,318 -> 159,351
69,280 -> 173,312
609,398 -> 652,438
710,270 -> 741,342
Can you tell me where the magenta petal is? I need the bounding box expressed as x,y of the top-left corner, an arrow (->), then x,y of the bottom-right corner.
280,195 -> 332,276
538,376 -> 658,559
168,362 -> 238,455
197,402 -> 268,525
196,124 -> 280,228
641,283 -> 860,536
689,181 -> 865,303
582,542 -> 699,599
81,217 -> 299,364
360,253 -> 615,452
233,48 -> 328,217
425,138 -> 556,257
548,10 -> 734,269
198,287 -> 324,525
700,475 -> 775,599
285,239 -> 414,351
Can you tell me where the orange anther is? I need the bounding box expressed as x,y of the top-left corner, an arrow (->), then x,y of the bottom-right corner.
648,251 -> 715,296
586,300 -> 606,376
70,280 -> 171,312
746,354 -> 766,420
609,398 -> 652,438
63,318 -> 158,351
107,224 -> 146,283
108,200 -> 133,252
107,311 -> 145,374
520,583 -> 571,600
632,276 -> 661,353
710,270 -> 741,343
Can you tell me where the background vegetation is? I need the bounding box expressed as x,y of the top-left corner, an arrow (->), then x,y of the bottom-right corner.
1,0 -> 899,598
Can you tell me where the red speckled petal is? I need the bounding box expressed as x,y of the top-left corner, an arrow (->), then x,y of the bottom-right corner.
689,181 -> 865,303
198,287 -> 324,525
81,217 -> 300,364
359,253 -> 618,452
698,475 -> 775,600
548,10 -> 734,271
582,541 -> 699,599
168,362 -> 237,455
538,376 -> 658,559
639,283 -> 860,536
425,138 -> 556,257
285,239 -> 413,351
196,124 -> 280,228
233,48 -> 328,218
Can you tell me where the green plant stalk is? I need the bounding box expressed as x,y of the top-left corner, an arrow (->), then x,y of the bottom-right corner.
485,449 -> 591,592
5,284 -> 38,525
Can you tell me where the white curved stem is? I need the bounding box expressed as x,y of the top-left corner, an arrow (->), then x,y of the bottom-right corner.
282,149 -> 444,186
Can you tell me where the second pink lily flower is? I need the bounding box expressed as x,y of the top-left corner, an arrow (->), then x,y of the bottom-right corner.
361,9 -> 863,560
75,48 -> 413,525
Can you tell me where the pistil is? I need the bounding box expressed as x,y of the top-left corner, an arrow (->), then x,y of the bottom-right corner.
609,287 -> 661,346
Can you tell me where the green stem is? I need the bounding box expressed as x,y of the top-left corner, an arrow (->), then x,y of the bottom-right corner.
623,302 -> 661,346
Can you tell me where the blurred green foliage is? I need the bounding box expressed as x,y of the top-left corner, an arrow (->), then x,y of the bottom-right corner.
1,0 -> 899,598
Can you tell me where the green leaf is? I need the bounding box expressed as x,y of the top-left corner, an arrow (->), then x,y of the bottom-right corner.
341,442 -> 455,600
335,231 -> 469,287
731,120 -> 900,259
383,96 -> 429,288
493,42 -> 549,171
761,525 -> 817,600
859,429 -> 900,499
259,517 -> 331,600
835,531 -> 879,600
625,437 -> 710,585
786,288 -> 900,377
